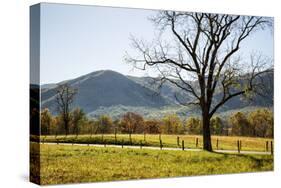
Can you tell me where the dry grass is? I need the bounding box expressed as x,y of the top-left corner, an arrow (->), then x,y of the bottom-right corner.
38,134 -> 273,152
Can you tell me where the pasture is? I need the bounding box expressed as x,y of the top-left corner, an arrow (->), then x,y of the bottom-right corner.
38,134 -> 273,152
30,142 -> 273,185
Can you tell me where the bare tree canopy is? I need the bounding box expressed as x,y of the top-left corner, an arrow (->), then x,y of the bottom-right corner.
125,11 -> 273,151
56,83 -> 77,135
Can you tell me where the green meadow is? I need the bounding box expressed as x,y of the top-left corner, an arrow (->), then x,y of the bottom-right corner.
30,142 -> 273,185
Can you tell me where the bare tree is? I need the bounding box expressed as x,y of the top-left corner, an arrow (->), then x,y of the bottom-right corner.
56,83 -> 77,136
125,11 -> 273,151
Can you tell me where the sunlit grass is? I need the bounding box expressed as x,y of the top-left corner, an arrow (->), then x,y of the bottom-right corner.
31,143 -> 273,185
36,134 -> 273,152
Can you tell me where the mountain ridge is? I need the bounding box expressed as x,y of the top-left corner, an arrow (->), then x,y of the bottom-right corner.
41,69 -> 273,118
41,70 -> 171,114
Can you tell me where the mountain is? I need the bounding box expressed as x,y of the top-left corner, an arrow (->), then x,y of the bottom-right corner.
41,70 -> 273,118
87,105 -> 270,120
41,83 -> 57,90
41,70 -> 170,114
88,105 -> 201,120
127,76 -> 194,104
128,72 -> 273,110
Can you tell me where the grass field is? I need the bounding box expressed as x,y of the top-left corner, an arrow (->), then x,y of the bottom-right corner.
37,134 -> 273,152
30,142 -> 273,185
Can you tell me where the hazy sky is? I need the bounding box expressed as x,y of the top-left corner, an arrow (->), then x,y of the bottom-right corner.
40,3 -> 273,84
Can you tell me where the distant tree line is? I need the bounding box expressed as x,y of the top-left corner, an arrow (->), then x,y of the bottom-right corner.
40,108 -> 273,138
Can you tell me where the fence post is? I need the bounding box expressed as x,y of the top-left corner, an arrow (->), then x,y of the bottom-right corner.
177,136 -> 180,146
196,138 -> 198,148
114,128 -> 117,144
237,140 -> 240,153
121,139 -> 124,149
140,140 -> 142,149
129,133 -> 132,145
159,133 -> 161,141
104,139 -> 106,147
266,141 -> 269,152
160,139 -> 163,150
271,141 -> 273,155
216,138 -> 219,150
42,136 -> 45,144
239,140 -> 242,151
182,140 -> 185,151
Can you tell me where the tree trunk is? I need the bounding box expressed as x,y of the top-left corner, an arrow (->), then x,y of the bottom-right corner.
129,132 -> 132,145
202,111 -> 212,151
64,120 -> 69,136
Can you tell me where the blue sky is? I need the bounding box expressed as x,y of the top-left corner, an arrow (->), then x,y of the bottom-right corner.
40,3 -> 273,84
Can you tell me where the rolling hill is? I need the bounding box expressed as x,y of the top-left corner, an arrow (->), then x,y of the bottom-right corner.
41,70 -> 170,114
41,70 -> 273,119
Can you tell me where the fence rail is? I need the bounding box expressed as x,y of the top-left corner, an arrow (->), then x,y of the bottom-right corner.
36,134 -> 274,154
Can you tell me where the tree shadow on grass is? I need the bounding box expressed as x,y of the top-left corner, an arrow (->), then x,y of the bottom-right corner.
211,151 -> 273,169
